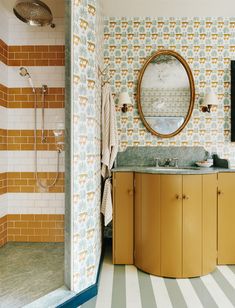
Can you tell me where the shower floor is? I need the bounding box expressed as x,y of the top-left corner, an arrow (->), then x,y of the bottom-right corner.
0,242 -> 64,308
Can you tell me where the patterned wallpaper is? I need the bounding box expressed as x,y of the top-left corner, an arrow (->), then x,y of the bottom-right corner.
71,0 -> 103,293
104,17 -> 235,165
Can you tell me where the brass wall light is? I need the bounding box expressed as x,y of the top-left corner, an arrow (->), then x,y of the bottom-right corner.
118,92 -> 132,113
201,88 -> 219,113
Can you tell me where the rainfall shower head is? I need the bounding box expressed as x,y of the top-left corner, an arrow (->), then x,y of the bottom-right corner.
19,67 -> 35,92
13,0 -> 55,27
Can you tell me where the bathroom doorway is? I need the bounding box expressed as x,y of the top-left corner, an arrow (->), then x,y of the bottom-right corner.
0,0 -> 66,306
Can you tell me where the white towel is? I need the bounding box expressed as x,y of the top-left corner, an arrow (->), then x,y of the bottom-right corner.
101,178 -> 112,226
101,83 -> 118,178
101,83 -> 118,225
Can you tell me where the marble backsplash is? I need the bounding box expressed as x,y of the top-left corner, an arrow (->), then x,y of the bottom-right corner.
115,146 -> 208,167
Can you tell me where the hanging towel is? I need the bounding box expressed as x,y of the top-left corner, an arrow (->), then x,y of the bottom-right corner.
101,178 -> 112,226
101,83 -> 118,178
101,83 -> 118,226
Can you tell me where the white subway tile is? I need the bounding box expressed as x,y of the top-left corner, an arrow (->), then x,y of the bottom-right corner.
0,62 -> 8,87
7,66 -> 65,88
8,17 -> 64,45
7,193 -> 64,214
5,151 -> 65,172
0,7 -> 9,43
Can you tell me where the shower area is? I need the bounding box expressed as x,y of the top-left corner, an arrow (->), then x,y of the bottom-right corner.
0,0 -> 66,306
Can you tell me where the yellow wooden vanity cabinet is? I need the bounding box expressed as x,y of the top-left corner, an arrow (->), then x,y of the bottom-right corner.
113,172 -> 218,278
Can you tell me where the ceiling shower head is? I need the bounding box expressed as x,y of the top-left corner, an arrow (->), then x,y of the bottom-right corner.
13,0 -> 55,27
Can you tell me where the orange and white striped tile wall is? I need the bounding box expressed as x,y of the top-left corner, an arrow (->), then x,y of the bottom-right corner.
0,10 -> 65,246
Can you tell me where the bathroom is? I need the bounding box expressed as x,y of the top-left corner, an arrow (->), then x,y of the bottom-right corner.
1,0 -> 235,307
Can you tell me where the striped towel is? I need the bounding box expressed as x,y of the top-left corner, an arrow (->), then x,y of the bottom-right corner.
101,178 -> 112,226
101,83 -> 118,178
101,83 -> 118,225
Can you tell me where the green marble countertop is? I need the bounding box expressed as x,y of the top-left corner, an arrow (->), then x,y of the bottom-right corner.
112,166 -> 235,175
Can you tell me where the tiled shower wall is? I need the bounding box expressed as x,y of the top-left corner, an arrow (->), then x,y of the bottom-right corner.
0,5 -> 65,246
104,17 -> 235,164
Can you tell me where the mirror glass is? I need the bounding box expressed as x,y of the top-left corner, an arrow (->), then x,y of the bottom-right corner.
138,51 -> 195,138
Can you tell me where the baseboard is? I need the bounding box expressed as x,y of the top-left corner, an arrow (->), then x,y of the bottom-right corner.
57,250 -> 104,308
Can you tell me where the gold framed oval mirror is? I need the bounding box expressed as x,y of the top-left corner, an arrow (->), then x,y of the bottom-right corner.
137,50 -> 195,138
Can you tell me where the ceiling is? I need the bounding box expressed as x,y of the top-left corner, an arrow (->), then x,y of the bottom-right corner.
1,0 -> 65,18
103,0 -> 235,16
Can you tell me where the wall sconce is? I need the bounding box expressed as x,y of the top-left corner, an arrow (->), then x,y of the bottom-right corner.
201,88 -> 219,113
118,92 -> 132,113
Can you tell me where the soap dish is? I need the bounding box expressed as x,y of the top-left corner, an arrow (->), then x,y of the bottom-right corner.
195,161 -> 213,168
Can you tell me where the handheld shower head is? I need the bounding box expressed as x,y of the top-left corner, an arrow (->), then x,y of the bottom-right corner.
19,67 -> 35,92
19,66 -> 30,77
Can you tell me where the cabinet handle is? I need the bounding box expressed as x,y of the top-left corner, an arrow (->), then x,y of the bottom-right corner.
218,190 -> 223,195
183,194 -> 189,200
176,194 -> 182,200
128,189 -> 133,196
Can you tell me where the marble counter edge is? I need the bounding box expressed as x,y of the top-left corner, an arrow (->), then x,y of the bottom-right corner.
111,167 -> 235,175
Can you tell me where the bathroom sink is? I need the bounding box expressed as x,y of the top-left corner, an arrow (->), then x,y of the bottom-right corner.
152,166 -> 200,171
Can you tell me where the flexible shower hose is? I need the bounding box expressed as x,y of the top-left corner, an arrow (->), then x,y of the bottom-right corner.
34,88 -> 60,190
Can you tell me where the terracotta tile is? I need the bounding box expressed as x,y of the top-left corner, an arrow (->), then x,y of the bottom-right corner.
35,59 -> 49,66
8,60 -> 22,66
28,236 -> 41,242
15,52 -> 29,59
40,236 -> 56,242
21,214 -> 35,221
55,221 -> 64,228
14,95 -> 28,101
8,214 -> 21,221
49,46 -> 64,52
8,228 -> 20,235
35,228 -> 49,235
21,228 -> 35,235
14,235 -> 28,242
36,214 -> 49,221
21,144 -> 34,151
29,52 -> 42,59
28,221 -> 41,228
21,46 -> 35,52
15,221 -> 28,228
7,235 -> 15,241
49,59 -> 64,66
49,229 -> 63,236
35,46 -> 49,52
43,52 -> 56,59
41,221 -> 56,228
20,172 -> 35,178
8,46 -> 21,52
7,186 -> 21,193
55,236 -> 64,242
22,60 -> 35,66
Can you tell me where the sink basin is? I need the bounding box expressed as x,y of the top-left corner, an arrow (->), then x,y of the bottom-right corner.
152,166 -> 200,171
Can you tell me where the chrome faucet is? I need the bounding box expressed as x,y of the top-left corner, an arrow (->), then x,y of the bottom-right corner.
164,158 -> 172,166
155,157 -> 179,168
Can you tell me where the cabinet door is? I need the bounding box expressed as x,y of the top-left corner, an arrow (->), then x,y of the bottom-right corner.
202,174 -> 217,273
113,172 -> 134,264
135,173 -> 161,275
218,173 -> 235,264
182,175 -> 202,277
161,175 -> 182,277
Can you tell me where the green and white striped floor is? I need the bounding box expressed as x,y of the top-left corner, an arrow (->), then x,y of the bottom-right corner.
81,247 -> 235,308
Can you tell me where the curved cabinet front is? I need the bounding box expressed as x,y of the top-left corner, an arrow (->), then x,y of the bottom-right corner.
135,173 -> 217,278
